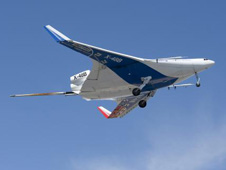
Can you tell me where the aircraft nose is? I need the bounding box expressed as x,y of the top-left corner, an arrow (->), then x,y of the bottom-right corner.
207,60 -> 215,67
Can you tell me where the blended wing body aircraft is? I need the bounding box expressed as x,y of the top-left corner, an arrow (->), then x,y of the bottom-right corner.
11,25 -> 215,118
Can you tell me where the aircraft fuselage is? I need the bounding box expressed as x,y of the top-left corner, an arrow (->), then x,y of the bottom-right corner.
80,57 -> 215,100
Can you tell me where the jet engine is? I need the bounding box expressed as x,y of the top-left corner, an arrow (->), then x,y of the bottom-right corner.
70,70 -> 90,93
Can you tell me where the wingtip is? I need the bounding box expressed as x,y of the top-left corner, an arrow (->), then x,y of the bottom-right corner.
44,24 -> 50,28
44,25 -> 70,42
43,25 -> 52,32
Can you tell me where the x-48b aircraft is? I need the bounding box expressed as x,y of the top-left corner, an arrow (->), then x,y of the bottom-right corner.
11,25 -> 215,118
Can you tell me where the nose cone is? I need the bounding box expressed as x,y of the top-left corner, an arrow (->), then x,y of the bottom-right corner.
206,60 -> 215,68
193,58 -> 215,73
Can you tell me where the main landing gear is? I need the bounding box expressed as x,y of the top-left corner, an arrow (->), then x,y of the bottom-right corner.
195,72 -> 201,87
132,88 -> 141,96
132,76 -> 152,108
138,100 -> 147,108
132,76 -> 152,96
138,91 -> 156,108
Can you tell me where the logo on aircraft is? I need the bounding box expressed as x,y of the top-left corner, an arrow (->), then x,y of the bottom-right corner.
105,55 -> 123,63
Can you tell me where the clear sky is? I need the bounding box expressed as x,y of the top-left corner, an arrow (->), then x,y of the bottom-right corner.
1,0 -> 226,170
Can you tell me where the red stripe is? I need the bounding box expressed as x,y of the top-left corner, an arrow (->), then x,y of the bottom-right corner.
98,107 -> 109,119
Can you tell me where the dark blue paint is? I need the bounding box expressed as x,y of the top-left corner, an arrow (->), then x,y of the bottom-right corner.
59,40 -> 177,90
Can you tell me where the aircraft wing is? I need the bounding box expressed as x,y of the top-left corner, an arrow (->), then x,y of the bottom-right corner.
98,90 -> 156,118
10,91 -> 78,97
44,25 -> 143,65
44,25 -> 167,86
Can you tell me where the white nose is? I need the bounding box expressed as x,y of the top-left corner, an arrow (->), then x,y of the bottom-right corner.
193,58 -> 215,73
206,60 -> 215,68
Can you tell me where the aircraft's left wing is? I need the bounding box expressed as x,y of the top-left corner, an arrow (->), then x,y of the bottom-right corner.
44,25 -> 167,86
98,90 -> 156,118
44,25 -> 143,64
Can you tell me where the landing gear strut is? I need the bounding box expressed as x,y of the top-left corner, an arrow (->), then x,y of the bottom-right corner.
195,72 -> 201,87
132,76 -> 152,96
139,100 -> 147,108
138,91 -> 156,108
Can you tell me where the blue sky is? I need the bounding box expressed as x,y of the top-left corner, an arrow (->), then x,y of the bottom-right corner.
1,0 -> 226,170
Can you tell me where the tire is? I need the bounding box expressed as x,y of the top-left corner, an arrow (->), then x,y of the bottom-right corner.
196,83 -> 201,87
139,100 -> 147,108
132,88 -> 141,96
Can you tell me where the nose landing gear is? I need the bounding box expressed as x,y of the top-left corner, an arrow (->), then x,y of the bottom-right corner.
195,72 -> 201,87
196,82 -> 201,87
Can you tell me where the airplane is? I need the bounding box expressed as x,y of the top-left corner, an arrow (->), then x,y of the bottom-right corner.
10,25 -> 215,119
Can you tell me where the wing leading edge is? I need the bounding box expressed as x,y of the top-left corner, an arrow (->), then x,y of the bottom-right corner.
44,25 -> 143,63
98,90 -> 157,118
10,91 -> 78,97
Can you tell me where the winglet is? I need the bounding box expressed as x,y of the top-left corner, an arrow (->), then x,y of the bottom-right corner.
44,25 -> 70,42
98,106 -> 112,119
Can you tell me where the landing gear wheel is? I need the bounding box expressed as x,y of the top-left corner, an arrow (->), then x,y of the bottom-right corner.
132,88 -> 141,96
139,100 -> 147,108
196,82 -> 201,87
195,72 -> 201,87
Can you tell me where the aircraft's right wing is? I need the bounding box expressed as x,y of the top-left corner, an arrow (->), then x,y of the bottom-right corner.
98,90 -> 156,118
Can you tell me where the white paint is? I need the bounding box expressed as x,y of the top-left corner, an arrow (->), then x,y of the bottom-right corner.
45,25 -> 70,41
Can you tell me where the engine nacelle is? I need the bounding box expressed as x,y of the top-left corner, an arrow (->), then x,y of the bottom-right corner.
70,70 -> 90,92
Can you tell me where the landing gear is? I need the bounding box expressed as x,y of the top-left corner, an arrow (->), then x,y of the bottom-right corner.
132,76 -> 152,96
196,82 -> 201,87
132,88 -> 141,96
195,72 -> 201,87
139,100 -> 147,108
